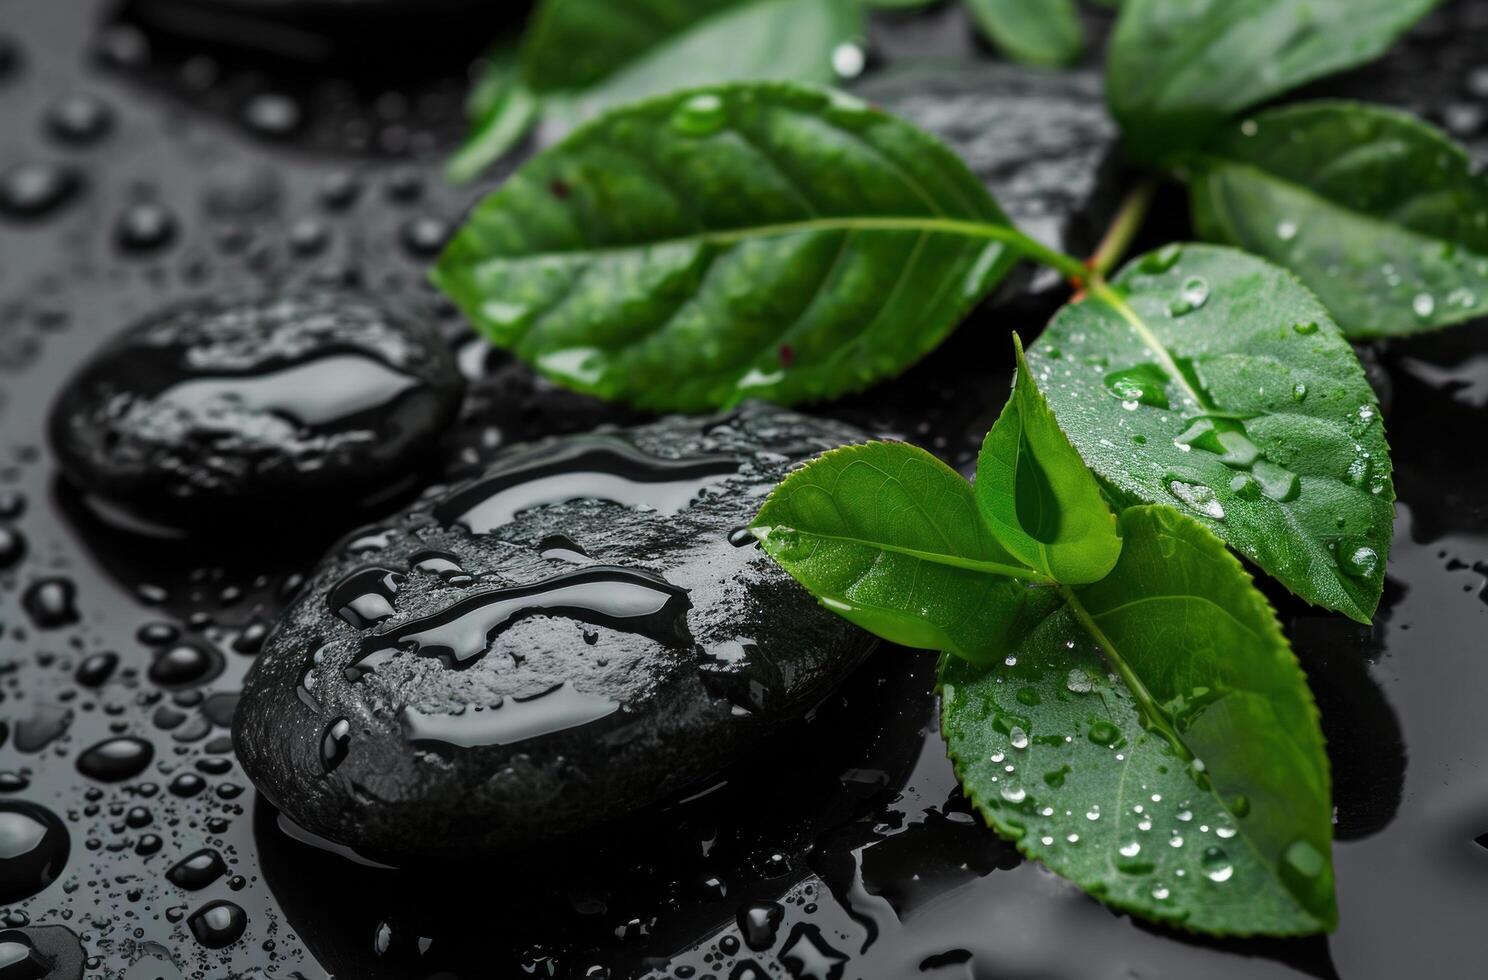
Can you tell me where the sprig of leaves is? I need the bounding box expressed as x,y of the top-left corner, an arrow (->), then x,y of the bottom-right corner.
751,337 -> 1337,935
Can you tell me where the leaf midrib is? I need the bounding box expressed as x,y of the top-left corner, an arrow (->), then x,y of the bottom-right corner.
1058,583 -> 1320,928
755,523 -> 1044,581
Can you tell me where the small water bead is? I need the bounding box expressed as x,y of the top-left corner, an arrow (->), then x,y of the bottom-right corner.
1413,292 -> 1437,321
671,93 -> 727,137
1201,846 -> 1234,882
1140,243 -> 1182,274
400,216 -> 449,258
1119,842 -> 1142,858
0,162 -> 82,219
114,202 -> 177,253
0,526 -> 26,568
1085,807 -> 1101,821
75,651 -> 119,687
1065,833 -> 1080,845
21,578 -> 78,628
1168,277 -> 1210,316
169,773 -> 207,797
166,848 -> 227,891
1276,220 -> 1298,241
1342,546 -> 1380,579
1292,382 -> 1308,402
1165,478 -> 1226,520
1065,668 -> 1094,694
0,802 -> 69,903
1152,885 -> 1171,901
76,736 -> 153,782
1009,727 -> 1030,750
187,900 -> 247,949
831,42 -> 866,78
1000,785 -> 1026,804
147,642 -> 221,688
45,94 -> 113,144
1087,720 -> 1120,746
242,93 -> 301,138
1103,363 -> 1171,409
1168,836 -> 1184,848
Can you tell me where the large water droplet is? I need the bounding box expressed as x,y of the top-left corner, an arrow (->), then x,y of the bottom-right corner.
671,93 -> 726,137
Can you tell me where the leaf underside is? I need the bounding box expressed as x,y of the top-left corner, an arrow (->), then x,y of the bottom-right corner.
1030,244 -> 1394,622
1191,100 -> 1488,338
941,505 -> 1336,937
435,82 -> 1019,412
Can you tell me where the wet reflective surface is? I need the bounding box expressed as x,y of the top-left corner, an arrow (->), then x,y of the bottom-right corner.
0,1 -> 1486,978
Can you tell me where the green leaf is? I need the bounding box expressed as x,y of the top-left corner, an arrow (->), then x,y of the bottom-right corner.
976,335 -> 1122,584
1107,0 -> 1439,163
448,50 -> 539,185
749,441 -> 1061,664
965,0 -> 1084,68
450,0 -> 863,181
1029,244 -> 1393,623
941,505 -> 1336,936
434,82 -> 1030,412
1189,100 -> 1488,338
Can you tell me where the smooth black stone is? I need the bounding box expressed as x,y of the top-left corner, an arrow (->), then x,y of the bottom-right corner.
48,291 -> 464,531
234,407 -> 875,858
0,803 -> 69,904
851,61 -> 1119,289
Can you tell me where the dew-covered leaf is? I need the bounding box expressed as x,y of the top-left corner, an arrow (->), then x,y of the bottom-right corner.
750,441 -> 1060,664
1107,0 -> 1439,163
450,0 -> 863,181
941,505 -> 1336,936
435,82 -> 1025,412
964,0 -> 1084,69
976,335 -> 1122,584
1029,244 -> 1393,622
1190,101 -> 1488,338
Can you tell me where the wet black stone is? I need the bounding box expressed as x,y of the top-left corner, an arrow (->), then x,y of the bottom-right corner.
0,163 -> 82,220
234,407 -> 874,858
186,901 -> 246,949
48,291 -> 464,531
0,803 -> 69,904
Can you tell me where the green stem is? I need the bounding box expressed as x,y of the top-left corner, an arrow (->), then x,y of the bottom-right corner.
1087,181 -> 1156,280
1059,584 -> 1193,764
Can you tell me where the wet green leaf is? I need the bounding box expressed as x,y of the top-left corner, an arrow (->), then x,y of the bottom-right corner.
941,505 -> 1336,936
450,0 -> 862,181
435,82 -> 1028,411
1030,244 -> 1394,622
1190,101 -> 1488,338
976,335 -> 1122,584
965,0 -> 1084,68
750,441 -> 1060,664
1108,0 -> 1438,164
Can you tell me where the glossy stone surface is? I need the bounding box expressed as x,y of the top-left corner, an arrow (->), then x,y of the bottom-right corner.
234,407 -> 876,858
48,291 -> 463,530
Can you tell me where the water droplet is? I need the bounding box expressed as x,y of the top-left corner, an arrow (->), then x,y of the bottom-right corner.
0,162 -> 82,219
1413,292 -> 1437,321
114,202 -> 177,253
1087,720 -> 1120,746
1202,846 -> 1234,882
1119,841 -> 1142,857
1341,545 -> 1379,579
831,42 -> 866,79
46,93 -> 113,145
21,577 -> 78,629
1066,668 -> 1094,694
1009,727 -> 1030,750
187,900 -> 247,949
1140,244 -> 1181,274
1293,320 -> 1319,335
1276,220 -> 1298,241
75,737 -> 153,782
1168,276 -> 1210,316
243,92 -> 301,137
0,802 -> 69,903
166,848 -> 228,891
1165,478 -> 1226,520
1103,363 -> 1171,409
1292,382 -> 1308,402
1000,785 -> 1026,804
671,93 -> 726,137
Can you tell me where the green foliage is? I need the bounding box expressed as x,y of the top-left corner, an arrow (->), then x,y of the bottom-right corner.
435,82 -> 1039,412
750,441 -> 1061,663
1190,101 -> 1488,338
450,0 -> 862,181
1108,0 -> 1439,163
941,506 -> 1335,936
976,335 -> 1122,584
1030,244 -> 1394,622
965,0 -> 1085,68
